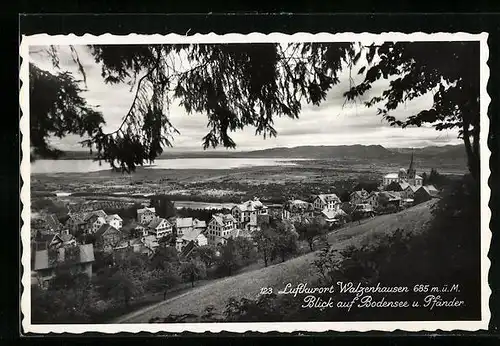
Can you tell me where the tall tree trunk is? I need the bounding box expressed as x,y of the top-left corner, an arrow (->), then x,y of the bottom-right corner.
463,123 -> 480,181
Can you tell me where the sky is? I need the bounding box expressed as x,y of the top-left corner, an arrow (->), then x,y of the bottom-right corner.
29,44 -> 462,152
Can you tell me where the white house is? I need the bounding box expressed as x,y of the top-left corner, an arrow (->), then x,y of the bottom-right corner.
313,194 -> 341,212
321,209 -> 347,225
147,217 -> 172,239
231,197 -> 268,231
137,207 -> 157,225
206,213 -> 236,246
105,214 -> 123,230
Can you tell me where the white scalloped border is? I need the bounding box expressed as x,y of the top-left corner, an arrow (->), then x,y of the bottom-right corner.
19,32 -> 491,334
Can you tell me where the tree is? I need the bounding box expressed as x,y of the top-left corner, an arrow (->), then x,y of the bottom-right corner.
295,217 -> 328,252
97,252 -> 149,306
253,226 -> 276,267
150,245 -> 179,270
180,258 -> 207,288
30,43 -> 353,171
146,263 -> 182,296
421,172 -> 429,185
233,237 -> 258,266
216,238 -> 243,277
344,42 -> 480,180
191,245 -> 218,268
29,63 -> 104,161
32,42 -> 480,179
149,195 -> 176,219
271,221 -> 299,262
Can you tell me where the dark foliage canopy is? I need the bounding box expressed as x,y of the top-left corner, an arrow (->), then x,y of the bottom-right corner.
30,41 -> 480,177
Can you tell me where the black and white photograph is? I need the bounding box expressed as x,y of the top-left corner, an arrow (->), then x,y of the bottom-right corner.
20,32 -> 490,333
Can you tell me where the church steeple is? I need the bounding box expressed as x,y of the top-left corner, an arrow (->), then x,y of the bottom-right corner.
407,148 -> 416,179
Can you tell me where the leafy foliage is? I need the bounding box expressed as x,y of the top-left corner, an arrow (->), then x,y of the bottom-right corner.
190,245 -> 218,268
295,217 -> 328,251
149,195 -> 176,219
180,258 -> 207,287
29,64 -> 104,160
33,42 -> 479,176
344,42 -> 480,179
270,221 -> 299,262
34,43 -> 354,171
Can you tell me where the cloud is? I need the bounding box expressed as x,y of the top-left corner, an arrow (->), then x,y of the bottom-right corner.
29,44 -> 462,152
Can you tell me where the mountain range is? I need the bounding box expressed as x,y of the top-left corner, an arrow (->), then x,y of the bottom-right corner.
59,144 -> 467,161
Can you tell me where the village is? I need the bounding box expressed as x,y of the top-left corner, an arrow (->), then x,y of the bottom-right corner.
30,152 -> 440,291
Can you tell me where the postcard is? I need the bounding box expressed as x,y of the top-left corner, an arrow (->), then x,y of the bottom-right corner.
20,32 -> 491,333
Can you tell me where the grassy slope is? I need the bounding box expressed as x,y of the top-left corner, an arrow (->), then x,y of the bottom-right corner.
116,200 -> 435,323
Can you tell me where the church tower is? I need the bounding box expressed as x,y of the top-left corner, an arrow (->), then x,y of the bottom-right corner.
407,149 -> 416,181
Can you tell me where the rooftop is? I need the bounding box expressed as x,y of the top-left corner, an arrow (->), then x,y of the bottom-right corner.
234,198 -> 268,212
137,207 -> 156,214
33,244 -> 95,271
211,213 -> 236,226
316,194 -> 341,204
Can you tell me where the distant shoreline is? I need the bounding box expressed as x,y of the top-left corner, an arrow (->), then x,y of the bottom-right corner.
46,144 -> 466,161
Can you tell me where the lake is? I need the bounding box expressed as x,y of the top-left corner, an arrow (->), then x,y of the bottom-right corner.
30,158 -> 308,174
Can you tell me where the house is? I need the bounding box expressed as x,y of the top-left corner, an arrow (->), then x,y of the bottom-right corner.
352,203 -> 376,219
114,238 -> 144,253
385,181 -> 410,192
313,194 -> 341,212
382,172 -> 401,187
179,240 -> 198,259
66,210 -> 107,234
321,209 -> 348,225
141,234 -> 159,253
378,191 -> 402,208
95,224 -> 123,252
175,228 -> 208,252
66,213 -> 87,234
413,185 -> 440,204
349,189 -> 369,205
105,214 -> 123,230
354,203 -> 375,213
231,198 -> 269,231
85,214 -> 107,234
137,207 -> 157,224
33,233 -> 64,251
282,199 -> 314,221
401,184 -> 420,199
266,204 -> 284,219
32,244 -> 95,289
206,213 -> 236,246
147,217 -> 173,239
175,217 -> 207,237
226,228 -> 253,241
366,191 -> 380,209
59,232 -> 77,247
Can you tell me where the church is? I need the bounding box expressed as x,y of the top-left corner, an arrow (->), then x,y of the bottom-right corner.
382,152 -> 423,187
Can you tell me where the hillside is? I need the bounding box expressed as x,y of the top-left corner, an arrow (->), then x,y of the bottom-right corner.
115,200 -> 435,323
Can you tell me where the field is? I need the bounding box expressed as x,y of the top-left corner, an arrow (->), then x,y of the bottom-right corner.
115,200 -> 435,323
